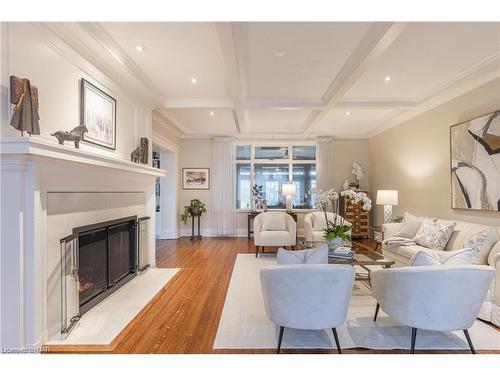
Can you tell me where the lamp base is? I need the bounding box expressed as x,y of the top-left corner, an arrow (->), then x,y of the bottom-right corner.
383,205 -> 393,224
286,196 -> 293,212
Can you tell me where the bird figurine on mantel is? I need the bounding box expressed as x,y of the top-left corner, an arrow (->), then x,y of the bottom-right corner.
9,75 -> 40,136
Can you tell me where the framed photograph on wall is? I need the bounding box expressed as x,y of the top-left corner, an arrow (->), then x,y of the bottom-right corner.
182,168 -> 210,190
450,110 -> 499,212
80,78 -> 117,150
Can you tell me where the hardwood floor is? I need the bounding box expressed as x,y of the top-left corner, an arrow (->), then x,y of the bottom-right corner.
46,237 -> 499,354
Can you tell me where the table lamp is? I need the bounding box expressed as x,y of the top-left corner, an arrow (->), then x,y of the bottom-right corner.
281,183 -> 297,212
376,190 -> 398,223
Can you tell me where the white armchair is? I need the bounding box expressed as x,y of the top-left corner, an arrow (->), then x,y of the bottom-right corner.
304,212 -> 351,243
253,212 -> 297,258
371,265 -> 495,353
260,264 -> 355,353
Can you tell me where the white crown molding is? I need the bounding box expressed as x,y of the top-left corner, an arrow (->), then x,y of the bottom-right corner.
335,99 -> 418,109
152,111 -> 186,139
244,99 -> 324,109
164,98 -> 234,108
152,130 -> 180,153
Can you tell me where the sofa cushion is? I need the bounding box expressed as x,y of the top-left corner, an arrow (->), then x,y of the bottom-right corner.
463,226 -> 499,265
394,212 -> 428,239
277,244 -> 328,265
410,248 -> 474,266
414,219 -> 456,250
260,230 -> 291,245
261,213 -> 287,231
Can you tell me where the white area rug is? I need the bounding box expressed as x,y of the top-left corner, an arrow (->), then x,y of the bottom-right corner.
47,268 -> 179,345
213,254 -> 500,350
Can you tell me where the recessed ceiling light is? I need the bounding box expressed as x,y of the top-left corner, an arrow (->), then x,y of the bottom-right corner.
273,51 -> 286,57
345,111 -> 351,116
135,45 -> 145,52
191,77 -> 197,84
210,111 -> 215,116
385,76 -> 391,82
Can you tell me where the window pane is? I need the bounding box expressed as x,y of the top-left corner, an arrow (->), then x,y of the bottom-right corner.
236,164 -> 251,209
236,145 -> 251,160
292,145 -> 316,160
292,164 -> 316,209
255,146 -> 288,160
254,164 -> 290,208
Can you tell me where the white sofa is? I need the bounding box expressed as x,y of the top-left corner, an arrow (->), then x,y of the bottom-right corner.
382,220 -> 500,327
304,212 -> 351,243
254,212 -> 297,257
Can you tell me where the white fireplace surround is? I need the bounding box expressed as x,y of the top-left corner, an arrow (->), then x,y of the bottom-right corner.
0,136 -> 166,349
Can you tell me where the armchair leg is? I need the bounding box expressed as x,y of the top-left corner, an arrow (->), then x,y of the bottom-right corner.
463,329 -> 476,354
373,303 -> 380,322
277,326 -> 284,354
255,246 -> 259,258
410,327 -> 417,354
332,328 -> 341,354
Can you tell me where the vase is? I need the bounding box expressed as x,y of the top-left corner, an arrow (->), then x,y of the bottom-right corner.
326,237 -> 343,253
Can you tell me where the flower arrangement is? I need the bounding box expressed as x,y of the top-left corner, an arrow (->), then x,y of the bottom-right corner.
350,161 -> 365,189
315,188 -> 373,249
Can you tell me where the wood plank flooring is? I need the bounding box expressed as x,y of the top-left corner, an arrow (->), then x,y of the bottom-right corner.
47,237 -> 499,354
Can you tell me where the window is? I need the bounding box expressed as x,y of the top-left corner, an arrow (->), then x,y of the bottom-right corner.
235,144 -> 316,210
236,164 -> 251,209
254,164 -> 290,208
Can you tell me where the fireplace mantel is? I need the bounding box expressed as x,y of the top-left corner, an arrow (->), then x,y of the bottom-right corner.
1,137 -> 166,178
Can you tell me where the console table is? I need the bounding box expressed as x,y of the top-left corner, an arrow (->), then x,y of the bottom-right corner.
247,211 -> 298,238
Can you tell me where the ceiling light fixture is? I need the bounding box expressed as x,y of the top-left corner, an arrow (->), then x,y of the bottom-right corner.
345,111 -> 351,116
191,77 -> 197,84
210,111 -> 215,116
385,76 -> 391,82
135,45 -> 145,52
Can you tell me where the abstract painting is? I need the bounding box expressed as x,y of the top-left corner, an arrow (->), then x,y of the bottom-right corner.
450,110 -> 499,212
80,79 -> 116,150
182,168 -> 210,190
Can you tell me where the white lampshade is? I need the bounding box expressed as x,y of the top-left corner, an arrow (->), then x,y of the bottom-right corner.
376,190 -> 398,205
282,183 -> 296,196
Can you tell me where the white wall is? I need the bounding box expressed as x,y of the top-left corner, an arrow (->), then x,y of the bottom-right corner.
157,151 -> 178,239
1,23 -> 152,161
369,78 -> 500,226
177,138 -> 371,237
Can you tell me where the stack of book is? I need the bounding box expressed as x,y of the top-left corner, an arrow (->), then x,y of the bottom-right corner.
329,246 -> 355,260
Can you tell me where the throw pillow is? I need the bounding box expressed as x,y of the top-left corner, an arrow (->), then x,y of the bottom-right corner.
394,212 -> 432,239
312,213 -> 328,231
277,245 -> 328,265
463,226 -> 499,265
261,214 -> 287,231
413,219 -> 456,250
410,248 -> 474,266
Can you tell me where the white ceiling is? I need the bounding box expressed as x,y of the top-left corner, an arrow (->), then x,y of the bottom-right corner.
65,22 -> 500,138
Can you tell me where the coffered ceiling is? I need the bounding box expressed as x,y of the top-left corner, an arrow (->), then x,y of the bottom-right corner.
41,22 -> 500,138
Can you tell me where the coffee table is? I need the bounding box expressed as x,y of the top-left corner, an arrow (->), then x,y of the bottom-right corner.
298,240 -> 394,290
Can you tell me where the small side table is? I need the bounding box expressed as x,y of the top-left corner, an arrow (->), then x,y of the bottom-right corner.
191,213 -> 202,240
247,211 -> 298,238
369,225 -> 383,243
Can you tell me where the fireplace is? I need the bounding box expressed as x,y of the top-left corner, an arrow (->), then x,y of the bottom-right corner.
74,216 -> 138,314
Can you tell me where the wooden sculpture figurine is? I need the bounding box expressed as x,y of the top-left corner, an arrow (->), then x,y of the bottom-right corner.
51,126 -> 88,148
9,76 -> 40,136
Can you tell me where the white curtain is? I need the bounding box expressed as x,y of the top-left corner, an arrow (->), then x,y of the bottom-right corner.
316,137 -> 334,191
211,136 -> 237,236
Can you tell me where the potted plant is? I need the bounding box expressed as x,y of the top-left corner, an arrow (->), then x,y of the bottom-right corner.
316,188 -> 372,253
251,184 -> 265,212
350,161 -> 365,190
181,198 -> 207,224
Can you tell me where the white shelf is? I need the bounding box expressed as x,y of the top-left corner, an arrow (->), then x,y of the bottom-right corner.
1,136 -> 166,178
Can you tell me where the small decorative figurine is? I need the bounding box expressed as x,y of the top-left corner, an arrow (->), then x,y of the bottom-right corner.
130,137 -> 149,164
9,75 -> 40,136
51,125 -> 88,148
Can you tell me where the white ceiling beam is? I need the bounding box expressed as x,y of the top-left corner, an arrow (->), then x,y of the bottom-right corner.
300,22 -> 408,132
165,98 -> 234,109
215,22 -> 247,134
335,99 -> 417,108
244,99 -> 324,109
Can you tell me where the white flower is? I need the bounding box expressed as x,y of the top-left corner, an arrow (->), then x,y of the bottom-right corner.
352,161 -> 364,180
340,189 -> 372,211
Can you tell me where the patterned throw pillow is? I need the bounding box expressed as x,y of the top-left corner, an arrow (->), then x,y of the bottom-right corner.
413,219 -> 456,250
463,226 -> 499,265
410,248 -> 474,266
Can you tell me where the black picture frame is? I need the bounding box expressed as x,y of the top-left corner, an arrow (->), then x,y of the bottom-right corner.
80,78 -> 117,150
